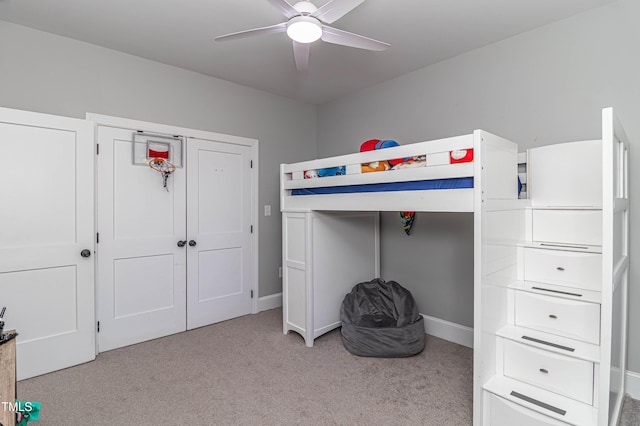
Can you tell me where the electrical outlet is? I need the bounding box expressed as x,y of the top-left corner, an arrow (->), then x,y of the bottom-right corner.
264,205 -> 271,216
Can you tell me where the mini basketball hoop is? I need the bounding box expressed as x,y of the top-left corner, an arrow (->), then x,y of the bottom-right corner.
148,158 -> 176,191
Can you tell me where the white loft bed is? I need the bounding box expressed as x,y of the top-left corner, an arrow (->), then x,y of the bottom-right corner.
281,130 -> 516,213
280,129 -> 518,348
280,108 -> 628,426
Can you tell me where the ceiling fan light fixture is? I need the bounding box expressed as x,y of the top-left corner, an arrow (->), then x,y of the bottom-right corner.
287,16 -> 322,43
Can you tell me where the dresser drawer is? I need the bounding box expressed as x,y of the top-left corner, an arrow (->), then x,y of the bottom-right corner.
524,248 -> 602,291
484,392 -> 571,426
515,291 -> 600,344
532,210 -> 601,247
503,340 -> 594,404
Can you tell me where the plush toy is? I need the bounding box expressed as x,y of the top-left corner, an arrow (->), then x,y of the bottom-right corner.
317,166 -> 345,177
304,166 -> 345,178
450,148 -> 474,163
360,139 -> 407,170
361,160 -> 391,173
304,169 -> 318,179
400,211 -> 415,235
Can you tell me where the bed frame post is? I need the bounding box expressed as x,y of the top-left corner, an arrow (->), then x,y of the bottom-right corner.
473,130 -> 522,425
472,131 -> 484,426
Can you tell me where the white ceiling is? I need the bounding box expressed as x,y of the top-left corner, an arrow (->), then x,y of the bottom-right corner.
0,0 -> 614,104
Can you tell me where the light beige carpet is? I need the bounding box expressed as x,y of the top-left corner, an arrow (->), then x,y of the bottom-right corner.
16,308 -> 640,425
18,308 -> 472,425
620,396 -> 640,426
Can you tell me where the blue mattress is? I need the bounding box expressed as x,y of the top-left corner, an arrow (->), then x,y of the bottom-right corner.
292,177 -> 473,195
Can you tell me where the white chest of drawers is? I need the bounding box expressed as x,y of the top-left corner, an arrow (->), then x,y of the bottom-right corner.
478,109 -> 630,426
485,231 -> 605,425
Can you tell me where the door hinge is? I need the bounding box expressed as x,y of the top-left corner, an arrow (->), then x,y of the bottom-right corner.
96,233 -> 100,244
250,160 -> 253,168
250,225 -> 253,233
96,144 -> 99,155
250,290 -> 254,299
97,321 -> 100,333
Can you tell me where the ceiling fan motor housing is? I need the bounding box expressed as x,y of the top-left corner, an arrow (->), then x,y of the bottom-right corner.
292,1 -> 318,15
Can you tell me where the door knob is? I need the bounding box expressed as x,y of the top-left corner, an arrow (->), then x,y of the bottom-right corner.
80,249 -> 92,258
177,240 -> 187,247
189,240 -> 197,247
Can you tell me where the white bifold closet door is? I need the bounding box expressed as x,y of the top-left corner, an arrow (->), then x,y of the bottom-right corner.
0,107 -> 95,380
186,138 -> 253,330
97,127 -> 253,352
96,126 -> 187,352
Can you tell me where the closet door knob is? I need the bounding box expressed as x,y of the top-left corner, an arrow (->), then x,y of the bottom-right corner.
556,266 -> 565,271
177,240 -> 187,248
189,240 -> 197,247
549,314 -> 558,319
80,249 -> 91,258
539,368 -> 549,374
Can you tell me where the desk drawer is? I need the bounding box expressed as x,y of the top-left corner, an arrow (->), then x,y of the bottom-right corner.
532,210 -> 601,247
503,340 -> 594,404
484,392 -> 571,426
524,248 -> 601,291
515,291 -> 600,344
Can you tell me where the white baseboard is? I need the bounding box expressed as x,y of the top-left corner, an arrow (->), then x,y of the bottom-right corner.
257,292 -> 282,312
421,314 -> 473,348
625,370 -> 640,399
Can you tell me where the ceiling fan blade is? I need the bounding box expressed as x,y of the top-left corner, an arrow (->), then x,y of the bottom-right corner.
292,41 -> 310,71
311,0 -> 366,24
215,22 -> 287,42
267,0 -> 300,19
321,26 -> 390,51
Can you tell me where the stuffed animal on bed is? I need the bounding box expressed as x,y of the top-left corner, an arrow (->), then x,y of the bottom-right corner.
317,166 -> 345,177
450,149 -> 473,163
361,160 -> 391,173
304,166 -> 345,178
304,169 -> 318,179
360,139 -> 408,172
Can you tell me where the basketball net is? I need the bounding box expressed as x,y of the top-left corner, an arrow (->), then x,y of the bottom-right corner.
148,158 -> 176,191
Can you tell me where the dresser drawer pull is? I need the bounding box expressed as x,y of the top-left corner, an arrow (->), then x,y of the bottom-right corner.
549,314 -> 558,319
540,243 -> 589,250
510,391 -> 567,416
521,335 -> 576,352
539,368 -> 549,374
531,286 -> 583,297
556,266 -> 565,271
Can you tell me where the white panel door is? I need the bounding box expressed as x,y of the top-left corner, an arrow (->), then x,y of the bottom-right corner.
186,138 -> 253,329
97,126 -> 187,352
0,107 -> 95,380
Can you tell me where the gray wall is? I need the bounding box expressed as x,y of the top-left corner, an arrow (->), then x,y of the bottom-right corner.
0,20 -> 317,298
381,212 -> 474,327
317,0 -> 640,371
3,0 -> 639,373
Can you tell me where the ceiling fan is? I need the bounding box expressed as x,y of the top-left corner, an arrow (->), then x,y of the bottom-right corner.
214,0 -> 390,71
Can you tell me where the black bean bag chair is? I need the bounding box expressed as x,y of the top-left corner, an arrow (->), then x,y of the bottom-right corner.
340,278 -> 426,357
